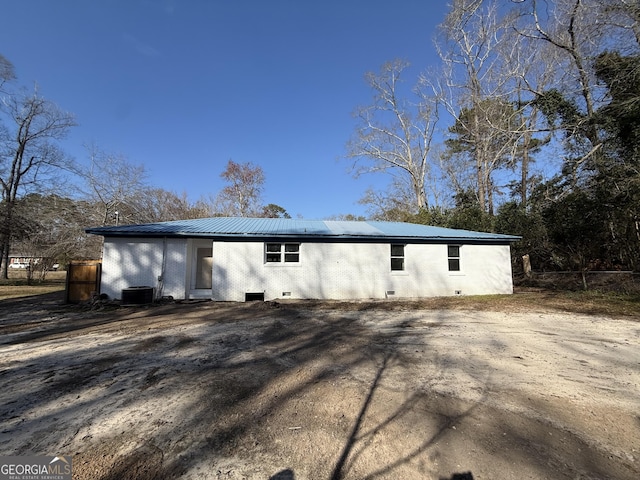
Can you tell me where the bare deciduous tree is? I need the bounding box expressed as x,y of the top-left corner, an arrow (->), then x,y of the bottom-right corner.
0,86 -> 76,277
81,144 -> 147,226
347,59 -> 440,213
128,188 -> 213,223
12,194 -> 99,280
358,180 -> 421,222
513,0 -> 639,176
0,54 -> 15,91
215,159 -> 265,217
525,0 -> 600,137
433,0 -> 522,214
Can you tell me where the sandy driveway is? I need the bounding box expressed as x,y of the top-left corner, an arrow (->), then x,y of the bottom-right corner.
0,295 -> 638,480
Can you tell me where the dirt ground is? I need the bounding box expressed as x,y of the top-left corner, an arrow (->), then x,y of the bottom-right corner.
0,293 -> 638,480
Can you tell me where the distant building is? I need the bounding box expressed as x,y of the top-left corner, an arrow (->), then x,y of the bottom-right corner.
8,256 -> 31,269
7,256 -> 59,270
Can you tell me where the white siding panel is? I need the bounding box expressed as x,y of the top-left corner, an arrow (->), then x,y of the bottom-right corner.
211,241 -> 513,301
454,244 -> 514,295
212,242 -> 389,301
101,238 -> 513,302
101,238 -> 188,300
160,239 -> 188,299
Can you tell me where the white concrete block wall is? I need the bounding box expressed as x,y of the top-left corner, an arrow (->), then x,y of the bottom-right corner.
212,241 -> 513,301
212,242 -> 382,301
101,238 -> 513,302
394,243 -> 514,297
101,237 -> 188,300
158,238 -> 188,299
452,244 -> 514,295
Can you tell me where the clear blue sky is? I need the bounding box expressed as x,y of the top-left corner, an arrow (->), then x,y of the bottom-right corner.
1,1 -> 449,219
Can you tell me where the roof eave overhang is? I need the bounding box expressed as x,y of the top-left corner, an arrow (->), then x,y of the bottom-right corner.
87,230 -> 521,244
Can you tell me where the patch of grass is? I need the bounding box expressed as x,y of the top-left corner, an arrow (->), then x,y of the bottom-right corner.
0,284 -> 65,301
289,289 -> 640,318
0,271 -> 67,300
430,289 -> 640,317
551,290 -> 640,317
2,278 -> 639,318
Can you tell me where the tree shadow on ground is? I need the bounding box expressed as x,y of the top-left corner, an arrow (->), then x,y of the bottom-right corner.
329,350 -> 481,480
269,468 -> 295,479
1,299 -> 637,479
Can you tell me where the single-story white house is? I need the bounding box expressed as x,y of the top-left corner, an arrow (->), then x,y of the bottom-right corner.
85,217 -> 520,302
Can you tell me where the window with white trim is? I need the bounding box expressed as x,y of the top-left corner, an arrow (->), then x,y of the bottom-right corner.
448,245 -> 461,271
265,243 -> 300,263
390,244 -> 405,271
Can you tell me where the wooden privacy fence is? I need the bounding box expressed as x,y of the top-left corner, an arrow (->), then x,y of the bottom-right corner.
65,260 -> 101,303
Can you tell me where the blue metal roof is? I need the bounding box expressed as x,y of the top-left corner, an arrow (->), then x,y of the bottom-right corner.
85,217 -> 519,242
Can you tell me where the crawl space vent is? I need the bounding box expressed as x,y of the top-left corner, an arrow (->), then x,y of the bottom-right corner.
121,286 -> 154,305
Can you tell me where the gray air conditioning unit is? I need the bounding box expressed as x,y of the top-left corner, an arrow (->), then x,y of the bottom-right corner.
121,286 -> 154,305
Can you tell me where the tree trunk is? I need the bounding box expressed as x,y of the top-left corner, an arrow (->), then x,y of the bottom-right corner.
522,254 -> 532,279
0,200 -> 16,280
0,239 -> 8,279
